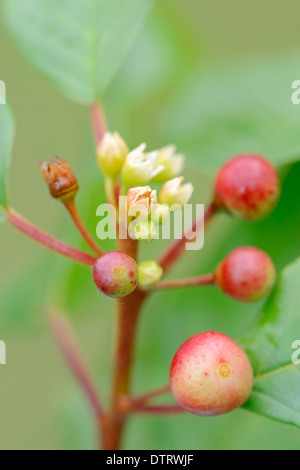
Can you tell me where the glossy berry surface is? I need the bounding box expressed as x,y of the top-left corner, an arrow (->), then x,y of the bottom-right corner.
214,154 -> 280,220
215,246 -> 275,302
93,251 -> 138,298
170,332 -> 253,416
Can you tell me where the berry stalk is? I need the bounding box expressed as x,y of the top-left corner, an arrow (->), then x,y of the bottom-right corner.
148,273 -> 215,291
64,199 -> 104,256
7,209 -> 97,266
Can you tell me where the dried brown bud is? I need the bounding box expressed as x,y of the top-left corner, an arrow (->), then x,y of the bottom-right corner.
40,157 -> 79,202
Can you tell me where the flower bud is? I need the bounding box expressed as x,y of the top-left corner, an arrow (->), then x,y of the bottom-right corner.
121,144 -> 164,187
40,157 -> 79,203
138,260 -> 163,287
97,131 -> 128,177
127,186 -> 157,219
151,204 -> 170,225
152,145 -> 185,183
131,219 -> 158,243
158,177 -> 194,209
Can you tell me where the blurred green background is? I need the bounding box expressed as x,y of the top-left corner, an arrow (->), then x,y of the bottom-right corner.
1,0 -> 300,449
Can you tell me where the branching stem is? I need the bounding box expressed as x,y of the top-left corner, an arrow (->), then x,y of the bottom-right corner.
7,209 -> 97,266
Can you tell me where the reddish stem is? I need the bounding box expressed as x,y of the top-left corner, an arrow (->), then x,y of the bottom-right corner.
149,273 -> 215,291
125,385 -> 171,410
90,103 -> 107,145
132,405 -> 185,415
64,199 -> 104,256
158,202 -> 218,274
48,312 -> 104,422
102,287 -> 147,450
7,209 -> 96,266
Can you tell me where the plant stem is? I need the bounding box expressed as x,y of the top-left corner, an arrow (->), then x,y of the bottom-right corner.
121,385 -> 171,412
7,209 -> 96,266
64,199 -> 104,256
158,202 -> 218,274
101,234 -> 147,450
90,103 -> 107,145
148,273 -> 215,291
49,312 -> 105,423
131,405 -> 185,415
102,287 -> 147,450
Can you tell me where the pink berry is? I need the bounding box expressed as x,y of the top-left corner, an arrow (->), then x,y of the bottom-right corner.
214,154 -> 280,220
170,332 -> 253,416
93,251 -> 138,298
215,246 -> 276,302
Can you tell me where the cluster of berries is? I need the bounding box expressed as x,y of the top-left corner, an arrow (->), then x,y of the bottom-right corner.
41,131 -> 280,417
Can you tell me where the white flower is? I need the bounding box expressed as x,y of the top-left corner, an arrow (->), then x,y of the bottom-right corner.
127,186 -> 158,219
121,144 -> 164,187
152,145 -> 185,183
158,177 -> 194,210
97,131 -> 128,177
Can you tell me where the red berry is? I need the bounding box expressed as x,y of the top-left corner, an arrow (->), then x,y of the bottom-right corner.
170,332 -> 253,417
93,251 -> 138,298
214,154 -> 280,220
215,246 -> 275,302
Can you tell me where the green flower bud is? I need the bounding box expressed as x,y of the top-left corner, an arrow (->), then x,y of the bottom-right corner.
138,260 -> 163,287
97,131 -> 128,177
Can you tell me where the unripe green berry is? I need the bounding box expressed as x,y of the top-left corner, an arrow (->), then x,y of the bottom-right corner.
215,246 -> 276,302
138,260 -> 163,287
170,332 -> 253,416
93,251 -> 138,298
214,154 -> 280,221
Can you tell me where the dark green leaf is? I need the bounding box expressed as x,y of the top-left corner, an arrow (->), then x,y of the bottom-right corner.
242,258 -> 300,428
2,0 -> 153,103
0,105 -> 15,220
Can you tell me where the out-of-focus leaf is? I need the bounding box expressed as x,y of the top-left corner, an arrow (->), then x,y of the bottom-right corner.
241,258 -> 300,427
2,0 -> 154,103
0,105 -> 14,219
160,56 -> 300,172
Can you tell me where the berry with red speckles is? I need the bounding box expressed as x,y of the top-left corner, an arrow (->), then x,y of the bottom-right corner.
93,251 -> 138,298
170,331 -> 253,416
214,154 -> 280,221
215,246 -> 276,302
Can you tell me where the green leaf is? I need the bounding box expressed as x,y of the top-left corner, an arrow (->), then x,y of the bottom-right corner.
241,258 -> 300,428
160,55 -> 300,172
2,0 -> 153,104
0,105 -> 15,219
